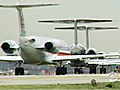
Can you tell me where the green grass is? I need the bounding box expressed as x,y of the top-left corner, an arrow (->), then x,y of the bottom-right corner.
0,81 -> 120,90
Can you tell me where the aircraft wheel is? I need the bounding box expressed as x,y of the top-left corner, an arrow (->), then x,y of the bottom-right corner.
74,68 -> 83,74
56,67 -> 60,75
56,67 -> 67,75
20,67 -> 24,75
15,67 -> 24,75
64,67 -> 67,74
89,67 -> 92,74
80,70 -> 83,74
74,68 -> 77,74
100,68 -> 102,74
89,67 -> 96,74
93,67 -> 96,74
100,68 -> 106,74
61,67 -> 65,75
103,68 -> 106,74
15,67 -> 19,75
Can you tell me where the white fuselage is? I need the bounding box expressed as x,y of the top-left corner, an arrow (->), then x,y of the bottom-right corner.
20,36 -> 51,64
19,35 -> 69,65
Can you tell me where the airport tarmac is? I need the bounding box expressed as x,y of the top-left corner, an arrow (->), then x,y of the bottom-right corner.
0,74 -> 119,85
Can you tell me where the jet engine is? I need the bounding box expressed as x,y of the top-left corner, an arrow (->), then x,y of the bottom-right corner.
87,48 -> 97,55
1,40 -> 18,54
87,48 -> 105,59
97,51 -> 106,59
70,44 -> 86,55
44,39 -> 64,53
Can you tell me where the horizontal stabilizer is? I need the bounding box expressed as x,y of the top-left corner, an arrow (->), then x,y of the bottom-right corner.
55,26 -> 118,30
87,26 -> 118,30
55,26 -> 86,30
0,3 -> 58,8
38,19 -> 112,24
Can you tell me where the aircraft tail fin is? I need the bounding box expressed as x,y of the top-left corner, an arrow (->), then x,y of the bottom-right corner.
0,2 -> 58,36
55,25 -> 118,49
38,18 -> 112,45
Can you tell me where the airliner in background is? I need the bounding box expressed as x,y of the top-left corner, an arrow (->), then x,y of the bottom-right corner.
55,25 -> 119,74
54,25 -> 118,50
0,1 -> 120,75
38,19 -> 118,74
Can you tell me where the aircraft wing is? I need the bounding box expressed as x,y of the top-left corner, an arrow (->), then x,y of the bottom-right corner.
87,59 -> 120,65
53,54 -> 120,61
38,19 -> 112,24
0,56 -> 23,62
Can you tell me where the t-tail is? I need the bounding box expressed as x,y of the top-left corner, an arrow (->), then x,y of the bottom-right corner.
38,18 -> 112,47
0,1 -> 58,36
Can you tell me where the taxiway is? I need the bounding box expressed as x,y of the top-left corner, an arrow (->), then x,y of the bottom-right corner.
0,74 -> 118,85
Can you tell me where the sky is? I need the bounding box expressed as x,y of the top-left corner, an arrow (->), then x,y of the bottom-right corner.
0,0 -> 120,55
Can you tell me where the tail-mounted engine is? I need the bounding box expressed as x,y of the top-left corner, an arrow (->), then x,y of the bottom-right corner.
44,39 -> 65,53
1,40 -> 18,54
87,48 -> 105,59
87,48 -> 97,55
70,44 -> 86,55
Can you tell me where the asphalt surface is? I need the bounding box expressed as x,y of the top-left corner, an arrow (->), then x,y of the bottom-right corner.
0,74 -> 119,85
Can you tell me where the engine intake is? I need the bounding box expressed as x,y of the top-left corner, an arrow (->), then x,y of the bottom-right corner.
44,39 -> 66,53
70,44 -> 86,55
87,48 -> 97,55
45,42 -> 54,50
1,40 -> 18,54
1,42 -> 10,51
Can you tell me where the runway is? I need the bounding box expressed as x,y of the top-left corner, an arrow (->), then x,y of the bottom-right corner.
0,74 -> 118,85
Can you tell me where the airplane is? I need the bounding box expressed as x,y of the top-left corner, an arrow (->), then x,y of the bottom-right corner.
38,19 -> 118,74
38,19 -> 117,55
0,2 -> 120,75
55,26 -> 119,74
54,25 -> 118,50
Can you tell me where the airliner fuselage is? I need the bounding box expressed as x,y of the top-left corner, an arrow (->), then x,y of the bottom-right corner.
19,35 -> 69,65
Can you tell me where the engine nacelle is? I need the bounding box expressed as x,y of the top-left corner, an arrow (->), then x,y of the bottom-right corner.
87,48 -> 97,55
1,40 -> 18,54
98,51 -> 106,55
44,39 -> 65,53
70,44 -> 86,55
98,51 -> 106,59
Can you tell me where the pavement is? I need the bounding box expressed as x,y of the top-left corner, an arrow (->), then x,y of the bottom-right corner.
0,74 -> 119,85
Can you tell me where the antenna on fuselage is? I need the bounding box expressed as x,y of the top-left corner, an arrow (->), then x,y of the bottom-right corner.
0,2 -> 58,36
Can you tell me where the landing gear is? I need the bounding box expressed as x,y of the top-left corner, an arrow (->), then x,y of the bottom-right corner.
100,66 -> 106,74
56,67 -> 67,75
74,68 -> 83,74
89,67 -> 96,74
15,62 -> 24,75
15,67 -> 24,75
55,61 -> 67,75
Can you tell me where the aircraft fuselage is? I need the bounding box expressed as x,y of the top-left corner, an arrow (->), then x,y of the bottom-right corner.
19,35 -> 69,65
19,36 -> 52,64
